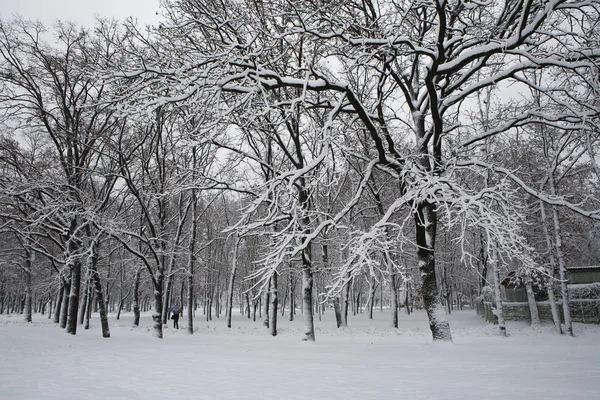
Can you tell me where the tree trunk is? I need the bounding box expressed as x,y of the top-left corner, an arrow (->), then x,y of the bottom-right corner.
333,297 -> 342,328
492,252 -> 507,337
415,202 -> 452,341
53,281 -> 64,324
78,272 -> 89,325
340,278 -> 349,327
539,199 -> 563,334
246,291 -> 251,319
301,245 -> 315,341
281,277 -> 288,317
549,178 -> 573,336
59,277 -> 71,328
90,247 -> 110,338
24,250 -> 33,323
391,273 -> 398,328
132,267 -> 141,327
152,275 -> 164,338
162,274 -> 173,325
66,256 -> 82,335
368,277 -> 377,320
226,237 -> 240,329
179,278 -> 185,316
269,272 -> 278,336
262,278 -> 270,328
525,278 -> 540,326
288,275 -> 294,322
84,285 -> 93,330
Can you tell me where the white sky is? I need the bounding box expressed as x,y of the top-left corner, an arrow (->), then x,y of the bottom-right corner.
0,0 -> 160,27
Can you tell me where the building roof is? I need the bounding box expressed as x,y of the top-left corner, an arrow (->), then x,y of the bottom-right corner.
566,265 -> 600,270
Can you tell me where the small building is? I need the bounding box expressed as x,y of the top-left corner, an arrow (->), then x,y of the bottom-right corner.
567,266 -> 600,284
500,270 -> 547,302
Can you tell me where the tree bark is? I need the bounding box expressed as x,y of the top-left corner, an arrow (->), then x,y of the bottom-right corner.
186,186 -> 197,334
415,201 -> 452,341
84,285 -> 93,330
525,279 -> 540,326
391,273 -> 398,328
333,297 -> 342,328
59,277 -> 71,329
340,278 -> 349,327
152,274 -> 164,338
262,278 -> 270,328
24,249 -> 33,323
78,272 -> 89,325
66,248 -> 82,335
90,269 -> 109,337
301,245 -> 315,341
492,252 -> 507,337
162,274 -> 174,325
288,275 -> 294,321
539,199 -> 563,334
368,277 -> 377,320
269,272 -> 278,336
89,243 -> 110,338
549,178 -> 573,336
53,281 -> 64,324
132,267 -> 141,326
226,236 -> 240,329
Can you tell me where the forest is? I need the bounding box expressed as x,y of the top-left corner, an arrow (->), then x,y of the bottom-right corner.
1,0 -> 599,347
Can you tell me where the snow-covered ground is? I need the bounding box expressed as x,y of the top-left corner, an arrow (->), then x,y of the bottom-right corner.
1,308 -> 599,399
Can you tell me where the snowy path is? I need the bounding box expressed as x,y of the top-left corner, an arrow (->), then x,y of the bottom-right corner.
1,309 -> 599,399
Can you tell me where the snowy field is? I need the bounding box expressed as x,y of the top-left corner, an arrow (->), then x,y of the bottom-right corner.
1,308 -> 599,400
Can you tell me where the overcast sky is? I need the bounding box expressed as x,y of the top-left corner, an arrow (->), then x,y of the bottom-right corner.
0,0 -> 160,27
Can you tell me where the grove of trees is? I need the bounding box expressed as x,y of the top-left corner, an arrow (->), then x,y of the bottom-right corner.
1,0 -> 599,342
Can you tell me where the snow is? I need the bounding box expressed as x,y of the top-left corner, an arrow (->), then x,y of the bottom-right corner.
1,309 -> 599,400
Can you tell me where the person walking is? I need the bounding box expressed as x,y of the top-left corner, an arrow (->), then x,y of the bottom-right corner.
170,305 -> 180,329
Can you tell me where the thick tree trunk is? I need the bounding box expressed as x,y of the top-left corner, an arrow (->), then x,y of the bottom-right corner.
152,275 -> 164,339
492,253 -> 507,337
415,202 -> 452,341
368,277 -> 377,320
162,274 -> 174,325
91,268 -> 110,338
333,297 -> 342,328
301,247 -> 315,341
24,251 -> 33,323
269,272 -> 278,336
84,285 -> 93,330
53,281 -> 64,324
262,278 -> 270,328
132,267 -> 141,327
525,278 -> 540,326
90,254 -> 110,337
59,277 -> 71,328
340,278 -> 349,327
66,256 -> 82,335
78,272 -> 89,325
